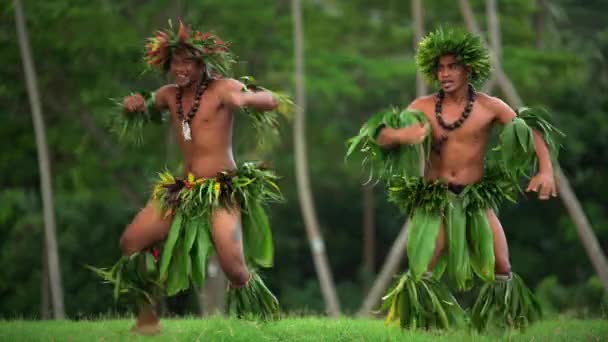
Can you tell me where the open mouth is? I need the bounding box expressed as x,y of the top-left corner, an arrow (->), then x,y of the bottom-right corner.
175,74 -> 193,87
441,80 -> 454,88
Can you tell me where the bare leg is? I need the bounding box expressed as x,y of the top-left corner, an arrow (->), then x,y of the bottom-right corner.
427,224 -> 446,272
120,200 -> 172,256
119,200 -> 172,335
486,209 -> 511,276
211,207 -> 250,287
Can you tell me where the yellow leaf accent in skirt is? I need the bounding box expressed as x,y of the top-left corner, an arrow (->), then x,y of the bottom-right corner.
214,182 -> 221,198
159,171 -> 175,184
385,297 -> 399,326
152,186 -> 162,200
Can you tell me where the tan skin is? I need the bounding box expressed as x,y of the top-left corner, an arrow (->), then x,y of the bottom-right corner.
378,54 -> 557,276
120,48 -> 277,333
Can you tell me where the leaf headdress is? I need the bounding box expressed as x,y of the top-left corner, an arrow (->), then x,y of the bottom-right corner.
416,28 -> 491,87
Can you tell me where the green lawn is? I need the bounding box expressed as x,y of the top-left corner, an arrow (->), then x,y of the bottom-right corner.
1,317 -> 607,341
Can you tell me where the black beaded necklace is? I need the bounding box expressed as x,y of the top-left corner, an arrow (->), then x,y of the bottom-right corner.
431,84 -> 476,154
176,77 -> 209,141
435,83 -> 476,130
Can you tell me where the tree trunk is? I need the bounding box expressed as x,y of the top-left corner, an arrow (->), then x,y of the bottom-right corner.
534,0 -> 547,49
486,0 -> 501,60
460,0 -> 608,292
357,0 -> 427,316
198,256 -> 227,316
412,0 -> 427,96
459,0 -> 529,108
14,0 -> 66,319
556,168 -> 608,291
291,0 -> 341,316
41,248 -> 51,319
357,221 -> 409,316
362,184 -> 375,275
483,0 -> 500,93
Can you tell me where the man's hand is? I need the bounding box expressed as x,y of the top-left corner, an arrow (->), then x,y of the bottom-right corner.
123,93 -> 146,113
526,172 -> 558,200
400,123 -> 429,145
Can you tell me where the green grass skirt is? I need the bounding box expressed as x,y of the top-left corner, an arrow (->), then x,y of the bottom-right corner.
388,174 -> 517,290
226,270 -> 280,320
90,162 -> 282,316
382,272 -> 466,330
472,272 -> 542,331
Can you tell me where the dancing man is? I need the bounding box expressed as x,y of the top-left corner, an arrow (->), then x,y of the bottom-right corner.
348,28 -> 562,330
91,20 -> 290,334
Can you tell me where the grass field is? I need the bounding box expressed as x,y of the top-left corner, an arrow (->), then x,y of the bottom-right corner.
1,317 -> 607,341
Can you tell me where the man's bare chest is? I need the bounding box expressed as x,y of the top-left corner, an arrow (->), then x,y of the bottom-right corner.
167,92 -> 225,124
427,104 -> 493,138
422,104 -> 493,155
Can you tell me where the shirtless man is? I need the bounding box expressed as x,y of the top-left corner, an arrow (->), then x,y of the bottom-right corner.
351,29 -> 560,330
376,53 -> 557,277
118,24 -> 279,334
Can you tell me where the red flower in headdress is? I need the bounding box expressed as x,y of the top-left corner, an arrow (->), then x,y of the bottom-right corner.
194,31 -> 213,41
156,30 -> 169,43
178,20 -> 189,43
143,20 -> 234,74
144,29 -> 171,66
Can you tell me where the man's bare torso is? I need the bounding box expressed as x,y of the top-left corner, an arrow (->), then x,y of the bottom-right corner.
412,92 -> 499,185
159,79 -> 237,178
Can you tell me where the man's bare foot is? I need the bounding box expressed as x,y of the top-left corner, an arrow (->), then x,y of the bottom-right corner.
130,305 -> 161,335
130,323 -> 161,335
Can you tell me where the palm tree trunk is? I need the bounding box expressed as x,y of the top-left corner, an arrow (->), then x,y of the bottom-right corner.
291,0 -> 341,316
556,168 -> 608,290
357,0 -> 426,316
362,184 -> 375,275
412,0 -> 427,96
198,256 -> 227,315
357,221 -> 409,316
460,0 -> 608,292
534,0 -> 547,49
41,248 -> 51,319
14,0 -> 66,319
482,0 -> 500,93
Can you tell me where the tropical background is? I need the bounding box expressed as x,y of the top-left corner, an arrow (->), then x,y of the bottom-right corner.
1,0 -> 607,324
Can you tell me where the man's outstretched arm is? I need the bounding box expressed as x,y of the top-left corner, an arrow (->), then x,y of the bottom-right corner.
122,85 -> 172,114
376,99 -> 429,148
220,79 -> 278,112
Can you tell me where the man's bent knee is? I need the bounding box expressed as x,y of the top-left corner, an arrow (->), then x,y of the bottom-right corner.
495,256 -> 511,275
224,264 -> 250,287
119,230 -> 140,256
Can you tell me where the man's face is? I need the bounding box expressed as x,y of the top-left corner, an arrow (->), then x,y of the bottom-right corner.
436,54 -> 469,93
169,49 -> 204,88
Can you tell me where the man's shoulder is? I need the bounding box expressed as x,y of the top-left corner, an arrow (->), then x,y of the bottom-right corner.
414,94 -> 436,104
475,92 -> 516,122
157,84 -> 177,97
154,84 -> 177,107
408,94 -> 436,112
476,92 -> 508,109
209,77 -> 243,92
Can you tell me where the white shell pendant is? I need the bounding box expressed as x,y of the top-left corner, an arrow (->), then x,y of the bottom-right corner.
182,120 -> 192,141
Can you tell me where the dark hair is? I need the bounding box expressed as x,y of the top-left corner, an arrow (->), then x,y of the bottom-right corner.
163,45 -> 205,72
